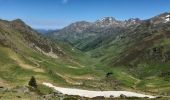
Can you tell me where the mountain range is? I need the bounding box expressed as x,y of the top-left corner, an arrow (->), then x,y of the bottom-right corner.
47,12 -> 170,94
0,12 -> 170,99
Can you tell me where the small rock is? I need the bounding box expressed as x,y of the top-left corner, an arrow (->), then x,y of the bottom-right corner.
0,86 -> 4,88
120,94 -> 126,98
92,96 -> 105,99
110,95 -> 114,98
13,86 -> 30,93
16,96 -> 21,98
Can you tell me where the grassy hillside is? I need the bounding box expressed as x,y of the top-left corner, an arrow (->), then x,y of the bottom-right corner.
46,13 -> 170,95
0,19 -> 137,92
1,13 -> 170,99
85,15 -> 170,95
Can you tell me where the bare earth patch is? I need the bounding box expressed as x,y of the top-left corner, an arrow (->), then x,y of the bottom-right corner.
9,52 -> 44,73
0,78 -> 9,87
56,73 -> 82,85
35,46 -> 58,59
67,65 -> 79,69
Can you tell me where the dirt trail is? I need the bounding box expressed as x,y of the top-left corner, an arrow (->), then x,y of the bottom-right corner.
67,65 -> 79,69
56,73 -> 82,85
9,52 -> 44,73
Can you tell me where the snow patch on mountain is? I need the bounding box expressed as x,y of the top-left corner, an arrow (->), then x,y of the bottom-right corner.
165,14 -> 170,23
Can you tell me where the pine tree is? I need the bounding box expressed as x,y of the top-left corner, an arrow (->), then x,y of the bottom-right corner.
28,76 -> 37,88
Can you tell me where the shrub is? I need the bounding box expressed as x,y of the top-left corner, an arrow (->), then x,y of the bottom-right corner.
28,76 -> 37,88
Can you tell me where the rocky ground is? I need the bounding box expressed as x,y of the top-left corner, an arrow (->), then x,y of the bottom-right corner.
0,85 -> 169,100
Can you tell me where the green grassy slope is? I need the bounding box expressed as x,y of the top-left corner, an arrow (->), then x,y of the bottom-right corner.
1,13 -> 170,100
0,19 -> 135,92
85,16 -> 170,95
46,13 -> 170,95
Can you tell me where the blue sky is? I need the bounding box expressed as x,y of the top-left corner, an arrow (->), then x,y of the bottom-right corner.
0,0 -> 170,29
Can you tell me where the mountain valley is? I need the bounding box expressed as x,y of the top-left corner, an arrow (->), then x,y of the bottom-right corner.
0,13 -> 170,99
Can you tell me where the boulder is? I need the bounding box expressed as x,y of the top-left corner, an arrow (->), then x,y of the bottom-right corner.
120,94 -> 127,98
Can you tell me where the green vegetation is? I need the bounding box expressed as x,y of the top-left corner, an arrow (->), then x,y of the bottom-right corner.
1,13 -> 170,99
28,76 -> 37,88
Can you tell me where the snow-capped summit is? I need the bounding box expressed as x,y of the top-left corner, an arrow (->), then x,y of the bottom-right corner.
165,14 -> 170,23
95,17 -> 122,27
125,18 -> 141,25
100,17 -> 116,22
149,13 -> 170,24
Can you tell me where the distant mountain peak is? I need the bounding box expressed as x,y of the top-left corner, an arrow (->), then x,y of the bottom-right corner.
11,19 -> 25,24
125,18 -> 142,25
95,17 -> 121,27
96,17 -> 117,23
127,18 -> 140,22
99,17 -> 116,22
95,17 -> 142,27
164,14 -> 170,23
11,19 -> 26,27
150,12 -> 170,24
62,21 -> 92,33
71,21 -> 91,26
